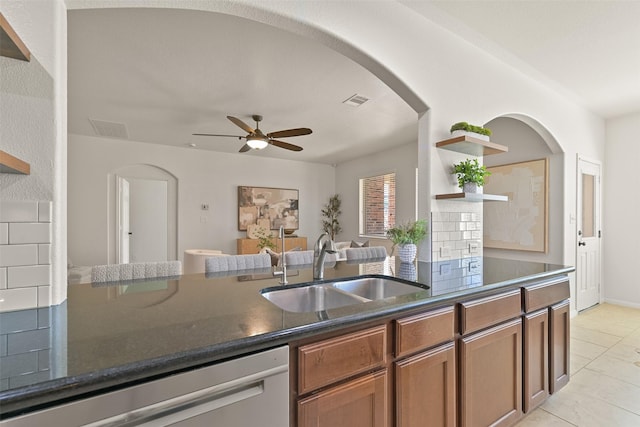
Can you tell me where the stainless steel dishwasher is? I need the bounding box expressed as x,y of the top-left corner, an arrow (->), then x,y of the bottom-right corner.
1,346 -> 289,427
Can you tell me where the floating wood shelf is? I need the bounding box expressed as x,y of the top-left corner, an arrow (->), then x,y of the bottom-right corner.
0,150 -> 30,174
435,192 -> 507,202
0,13 -> 31,62
436,135 -> 508,156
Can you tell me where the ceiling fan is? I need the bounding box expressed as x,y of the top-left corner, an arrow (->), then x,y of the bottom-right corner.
193,115 -> 312,152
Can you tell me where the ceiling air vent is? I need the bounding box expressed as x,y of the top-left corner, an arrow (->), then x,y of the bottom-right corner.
88,119 -> 129,139
342,94 -> 370,107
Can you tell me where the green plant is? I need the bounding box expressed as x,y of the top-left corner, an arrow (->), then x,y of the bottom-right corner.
450,121 -> 492,137
386,219 -> 428,246
321,194 -> 342,240
452,158 -> 491,188
254,226 -> 275,250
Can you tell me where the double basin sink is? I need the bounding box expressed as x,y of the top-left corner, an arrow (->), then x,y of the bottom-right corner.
261,277 -> 428,313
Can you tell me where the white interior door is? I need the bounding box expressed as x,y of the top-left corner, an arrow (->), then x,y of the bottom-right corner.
576,157 -> 601,311
118,176 -> 131,264
129,178 -> 168,262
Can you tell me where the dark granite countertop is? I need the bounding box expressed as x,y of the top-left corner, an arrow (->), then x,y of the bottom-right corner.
0,256 -> 573,419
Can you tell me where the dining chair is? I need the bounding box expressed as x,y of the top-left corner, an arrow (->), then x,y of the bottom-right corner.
91,260 -> 182,283
205,253 -> 271,273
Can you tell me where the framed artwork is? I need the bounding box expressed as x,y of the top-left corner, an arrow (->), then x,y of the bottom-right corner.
238,186 -> 299,231
483,158 -> 548,252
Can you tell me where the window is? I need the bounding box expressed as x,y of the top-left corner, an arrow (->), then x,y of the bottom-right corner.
359,173 -> 396,237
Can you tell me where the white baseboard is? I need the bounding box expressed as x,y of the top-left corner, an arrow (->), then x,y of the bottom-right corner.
603,298 -> 640,310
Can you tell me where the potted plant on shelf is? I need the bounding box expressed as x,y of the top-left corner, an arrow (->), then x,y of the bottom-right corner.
386,219 -> 428,263
452,158 -> 491,194
321,194 -> 342,240
450,121 -> 492,141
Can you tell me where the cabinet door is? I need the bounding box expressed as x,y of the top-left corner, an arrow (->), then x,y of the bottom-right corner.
298,370 -> 388,427
396,342 -> 455,427
459,319 -> 522,427
550,300 -> 570,394
524,310 -> 549,413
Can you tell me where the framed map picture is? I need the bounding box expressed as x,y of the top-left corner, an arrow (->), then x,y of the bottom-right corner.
483,158 -> 548,252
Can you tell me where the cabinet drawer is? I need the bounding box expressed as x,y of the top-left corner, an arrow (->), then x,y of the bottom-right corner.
459,290 -> 521,335
298,325 -> 387,395
395,306 -> 454,358
523,279 -> 570,313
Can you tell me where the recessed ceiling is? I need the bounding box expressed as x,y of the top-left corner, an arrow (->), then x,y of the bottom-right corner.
67,8 -> 418,165
404,0 -> 640,119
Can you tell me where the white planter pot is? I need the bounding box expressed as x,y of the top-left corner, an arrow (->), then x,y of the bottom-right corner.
451,130 -> 490,141
396,243 -> 417,263
463,182 -> 483,194
398,262 -> 417,281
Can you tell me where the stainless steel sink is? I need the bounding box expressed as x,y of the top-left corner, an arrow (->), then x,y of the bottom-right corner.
328,277 -> 425,300
262,284 -> 368,313
261,277 -> 427,313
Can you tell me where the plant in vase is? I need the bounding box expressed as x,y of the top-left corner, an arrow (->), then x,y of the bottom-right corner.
452,158 -> 491,193
254,226 -> 276,251
450,121 -> 492,140
321,194 -> 342,240
386,219 -> 428,263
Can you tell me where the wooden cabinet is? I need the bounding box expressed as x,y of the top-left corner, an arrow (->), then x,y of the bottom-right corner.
459,319 -> 523,427
295,325 -> 388,427
523,309 -> 549,413
394,307 -> 456,427
395,342 -> 456,427
237,237 -> 307,254
298,370 -> 388,427
550,300 -> 570,394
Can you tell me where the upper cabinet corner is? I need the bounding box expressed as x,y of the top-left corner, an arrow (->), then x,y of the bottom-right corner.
436,135 -> 508,156
0,13 -> 31,62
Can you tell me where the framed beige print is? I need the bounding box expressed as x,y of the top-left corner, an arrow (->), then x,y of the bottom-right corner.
483,158 -> 548,252
238,186 -> 299,231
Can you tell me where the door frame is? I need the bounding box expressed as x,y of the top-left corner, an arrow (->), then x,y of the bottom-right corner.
575,155 -> 602,311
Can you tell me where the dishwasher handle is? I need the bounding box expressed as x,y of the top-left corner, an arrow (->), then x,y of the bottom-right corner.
84,364 -> 287,427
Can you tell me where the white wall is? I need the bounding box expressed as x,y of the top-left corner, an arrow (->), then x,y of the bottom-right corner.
483,117 -> 564,264
335,141 -> 418,245
0,0 -> 67,309
603,112 -> 640,308
68,134 -> 335,266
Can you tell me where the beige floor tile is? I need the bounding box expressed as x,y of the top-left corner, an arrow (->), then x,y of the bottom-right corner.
603,342 -> 640,364
570,338 -> 608,360
541,385 -> 640,427
570,353 -> 592,375
620,329 -> 640,347
573,319 -> 639,337
585,353 -> 640,387
571,326 -> 623,348
570,368 -> 640,415
515,408 -> 576,426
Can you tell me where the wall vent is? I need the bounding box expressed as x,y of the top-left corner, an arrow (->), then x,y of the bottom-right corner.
88,119 -> 129,139
343,94 -> 370,107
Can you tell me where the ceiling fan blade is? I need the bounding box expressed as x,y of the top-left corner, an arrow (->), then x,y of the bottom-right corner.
227,116 -> 255,134
269,139 -> 303,152
192,133 -> 243,138
239,144 -> 252,153
267,128 -> 312,139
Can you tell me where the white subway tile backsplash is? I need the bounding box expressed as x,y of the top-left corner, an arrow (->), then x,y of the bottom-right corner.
38,202 -> 52,223
0,288 -> 38,312
38,244 -> 51,265
9,223 -> 51,244
0,202 -> 38,223
0,223 -> 7,245
0,201 -> 53,312
37,286 -> 51,307
0,245 -> 38,267
8,265 -> 51,288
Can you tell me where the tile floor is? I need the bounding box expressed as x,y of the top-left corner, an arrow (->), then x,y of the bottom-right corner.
516,303 -> 640,427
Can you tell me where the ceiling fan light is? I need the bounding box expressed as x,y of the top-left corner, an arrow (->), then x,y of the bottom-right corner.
246,136 -> 268,150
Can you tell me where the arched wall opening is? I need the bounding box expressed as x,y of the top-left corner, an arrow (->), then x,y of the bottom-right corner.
482,115 -> 565,264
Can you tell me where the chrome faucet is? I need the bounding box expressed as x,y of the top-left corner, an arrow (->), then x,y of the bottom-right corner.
274,225 -> 288,284
313,232 -> 336,280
